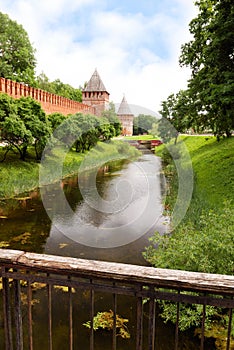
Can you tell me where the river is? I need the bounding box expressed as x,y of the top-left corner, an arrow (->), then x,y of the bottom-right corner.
0,151 -> 203,349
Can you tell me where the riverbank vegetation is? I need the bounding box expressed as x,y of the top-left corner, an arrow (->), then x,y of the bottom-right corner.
0,93 -> 122,161
145,135 -> 234,273
144,135 -> 234,345
0,140 -> 139,199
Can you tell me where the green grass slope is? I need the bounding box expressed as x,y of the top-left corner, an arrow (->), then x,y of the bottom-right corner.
180,135 -> 234,208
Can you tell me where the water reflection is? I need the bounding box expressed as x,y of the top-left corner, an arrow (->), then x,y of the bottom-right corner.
43,154 -> 164,250
0,154 -> 166,262
0,153 -> 208,349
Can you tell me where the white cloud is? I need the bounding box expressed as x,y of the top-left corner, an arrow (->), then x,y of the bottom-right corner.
1,0 -> 197,113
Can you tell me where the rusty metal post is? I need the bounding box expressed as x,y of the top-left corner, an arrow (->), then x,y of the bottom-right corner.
2,274 -> 13,350
13,277 -> 23,350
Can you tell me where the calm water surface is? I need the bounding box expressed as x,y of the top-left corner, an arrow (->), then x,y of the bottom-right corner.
0,152 -> 208,349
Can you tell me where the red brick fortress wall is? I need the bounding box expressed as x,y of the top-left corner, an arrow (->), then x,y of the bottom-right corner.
0,77 -> 95,116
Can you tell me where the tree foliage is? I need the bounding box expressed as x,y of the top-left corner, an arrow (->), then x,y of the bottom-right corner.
133,114 -> 157,135
160,0 -> 234,139
143,204 -> 234,331
158,91 -> 192,143
180,0 -> 234,138
36,72 -> 82,102
16,97 -> 52,159
0,94 -> 51,160
47,112 -> 118,154
0,12 -> 36,85
101,101 -> 122,137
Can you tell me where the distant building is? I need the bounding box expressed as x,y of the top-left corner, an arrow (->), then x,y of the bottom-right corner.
0,69 -> 134,135
82,69 -> 110,117
117,95 -> 134,136
83,69 -> 134,136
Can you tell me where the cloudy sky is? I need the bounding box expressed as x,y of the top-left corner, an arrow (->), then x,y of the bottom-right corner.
1,0 -> 197,115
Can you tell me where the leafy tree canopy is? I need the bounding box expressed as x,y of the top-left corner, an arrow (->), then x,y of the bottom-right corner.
158,90 -> 192,143
179,0 -> 234,138
0,12 -> 36,85
133,114 -> 157,135
36,72 -> 82,102
101,102 -> 122,137
0,94 -> 51,160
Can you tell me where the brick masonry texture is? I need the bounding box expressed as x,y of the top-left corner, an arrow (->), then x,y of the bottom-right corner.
0,77 -> 95,116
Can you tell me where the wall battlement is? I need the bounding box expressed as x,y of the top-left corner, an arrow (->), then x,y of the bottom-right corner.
0,77 -> 95,116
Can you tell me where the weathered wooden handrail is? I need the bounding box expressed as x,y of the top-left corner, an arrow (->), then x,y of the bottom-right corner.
0,249 -> 234,350
0,249 -> 234,295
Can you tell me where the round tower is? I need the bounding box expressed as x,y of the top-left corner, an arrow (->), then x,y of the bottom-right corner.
117,95 -> 134,136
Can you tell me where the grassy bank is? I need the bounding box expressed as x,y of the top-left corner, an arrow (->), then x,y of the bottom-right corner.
180,135 -> 234,207
146,135 -> 234,271
144,134 -> 234,274
155,135 -> 234,218
0,140 -> 140,198
123,134 -> 156,140
143,135 -> 234,344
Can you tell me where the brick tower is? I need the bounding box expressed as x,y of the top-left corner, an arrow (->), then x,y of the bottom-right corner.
117,95 -> 134,136
82,69 -> 110,116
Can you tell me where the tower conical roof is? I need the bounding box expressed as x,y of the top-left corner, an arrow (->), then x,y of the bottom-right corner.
117,95 -> 133,115
84,69 -> 108,92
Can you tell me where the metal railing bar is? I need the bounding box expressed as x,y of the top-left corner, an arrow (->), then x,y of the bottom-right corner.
47,281 -> 53,350
200,303 -> 206,350
136,288 -> 143,350
226,307 -> 233,350
90,279 -> 94,350
112,283 -> 117,350
68,283 -> 73,350
2,274 -> 13,350
2,270 -> 234,309
27,281 -> 33,350
13,277 -> 23,350
148,289 -> 156,350
174,291 -> 180,350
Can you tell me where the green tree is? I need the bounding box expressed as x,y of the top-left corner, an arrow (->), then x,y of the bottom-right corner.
179,0 -> 234,138
97,117 -> 114,141
149,122 -> 159,137
0,92 -> 17,122
74,114 -> 100,152
0,94 -> 51,160
50,78 -> 82,102
48,112 -> 67,131
0,12 -> 36,84
35,71 -> 51,91
16,97 -> 52,159
36,74 -> 82,102
101,102 -> 122,137
1,114 -> 33,160
0,93 -> 32,160
133,114 -> 156,135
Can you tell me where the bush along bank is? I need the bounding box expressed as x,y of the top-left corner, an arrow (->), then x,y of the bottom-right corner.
143,135 -> 234,347
0,140 -> 140,199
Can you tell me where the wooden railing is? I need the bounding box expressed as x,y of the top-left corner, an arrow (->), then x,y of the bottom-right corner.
0,249 -> 234,349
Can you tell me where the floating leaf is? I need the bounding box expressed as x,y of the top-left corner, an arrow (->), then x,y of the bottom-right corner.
12,232 -> 31,244
31,282 -> 46,290
54,285 -> 75,293
59,243 -> 68,249
0,241 -> 10,248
